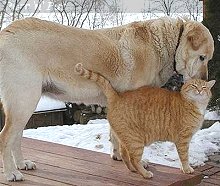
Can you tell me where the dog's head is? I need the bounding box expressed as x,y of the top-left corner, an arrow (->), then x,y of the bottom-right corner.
175,20 -> 214,81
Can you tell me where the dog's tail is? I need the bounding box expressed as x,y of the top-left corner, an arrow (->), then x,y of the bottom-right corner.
74,63 -> 118,101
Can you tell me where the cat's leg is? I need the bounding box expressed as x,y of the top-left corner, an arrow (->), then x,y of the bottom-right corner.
127,143 -> 153,179
120,146 -> 149,171
124,139 -> 153,178
176,141 -> 194,174
109,128 -> 122,161
119,144 -> 136,172
141,159 -> 149,169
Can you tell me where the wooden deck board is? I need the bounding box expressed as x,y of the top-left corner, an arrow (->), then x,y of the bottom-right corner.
196,156 -> 220,186
0,138 -> 202,186
0,168 -> 71,186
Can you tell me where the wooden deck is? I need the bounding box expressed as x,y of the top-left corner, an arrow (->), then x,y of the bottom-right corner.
0,138 -> 202,186
196,152 -> 220,186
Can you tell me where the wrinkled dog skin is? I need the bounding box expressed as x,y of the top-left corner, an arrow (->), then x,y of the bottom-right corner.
0,17 -> 214,181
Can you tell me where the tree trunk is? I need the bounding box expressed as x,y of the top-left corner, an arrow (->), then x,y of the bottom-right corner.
203,0 -> 220,109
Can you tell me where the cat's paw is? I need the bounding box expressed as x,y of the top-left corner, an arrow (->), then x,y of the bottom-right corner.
17,160 -> 36,170
142,170 -> 153,179
181,165 -> 194,174
5,170 -> 24,182
110,149 -> 122,161
111,153 -> 122,161
141,159 -> 149,169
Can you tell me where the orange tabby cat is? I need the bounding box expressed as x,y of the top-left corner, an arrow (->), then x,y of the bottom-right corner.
74,63 -> 215,179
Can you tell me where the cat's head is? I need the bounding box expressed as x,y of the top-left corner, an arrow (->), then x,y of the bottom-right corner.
180,79 -> 215,103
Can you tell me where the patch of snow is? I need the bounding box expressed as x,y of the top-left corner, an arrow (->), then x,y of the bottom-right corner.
205,111 -> 220,120
35,97 -> 66,112
23,120 -> 220,168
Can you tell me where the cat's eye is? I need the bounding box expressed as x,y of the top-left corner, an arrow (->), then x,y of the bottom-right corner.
202,86 -> 207,89
191,84 -> 197,88
199,55 -> 206,61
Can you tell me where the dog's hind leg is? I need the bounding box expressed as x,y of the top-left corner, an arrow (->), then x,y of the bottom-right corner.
0,71 -> 42,181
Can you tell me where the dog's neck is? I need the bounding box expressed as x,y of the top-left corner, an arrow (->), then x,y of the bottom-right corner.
157,18 -> 185,85
173,22 -> 184,74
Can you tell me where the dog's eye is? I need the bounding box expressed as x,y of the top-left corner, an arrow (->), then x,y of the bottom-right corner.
199,55 -> 206,61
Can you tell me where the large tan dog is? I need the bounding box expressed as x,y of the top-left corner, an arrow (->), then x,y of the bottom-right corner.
0,17 -> 214,181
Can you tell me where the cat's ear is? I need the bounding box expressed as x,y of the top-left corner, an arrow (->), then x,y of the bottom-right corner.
207,80 -> 216,89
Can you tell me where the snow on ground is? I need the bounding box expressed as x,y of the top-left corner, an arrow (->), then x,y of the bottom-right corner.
23,119 -> 220,169
35,97 -> 66,111
205,110 -> 220,120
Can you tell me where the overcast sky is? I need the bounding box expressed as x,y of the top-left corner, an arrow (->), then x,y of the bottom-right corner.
118,0 -> 203,13
121,0 -> 146,12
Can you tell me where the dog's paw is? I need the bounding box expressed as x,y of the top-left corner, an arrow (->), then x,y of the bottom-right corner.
17,160 -> 36,170
74,63 -> 83,74
181,165 -> 194,174
5,170 -> 24,182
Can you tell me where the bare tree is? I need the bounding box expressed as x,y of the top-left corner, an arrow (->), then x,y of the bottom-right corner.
184,0 -> 202,21
0,0 -> 9,30
11,0 -> 28,21
152,0 -> 183,16
8,0 -> 43,20
51,0 -> 98,28
107,0 -> 125,26
87,0 -> 126,29
142,0 -> 153,19
31,0 -> 44,17
87,0 -> 110,29
0,0 -> 44,30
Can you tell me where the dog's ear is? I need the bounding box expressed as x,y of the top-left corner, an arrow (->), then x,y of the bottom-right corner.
187,26 -> 206,51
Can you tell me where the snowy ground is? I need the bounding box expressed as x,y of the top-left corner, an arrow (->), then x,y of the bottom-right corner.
24,117 -> 220,169
35,97 -> 65,111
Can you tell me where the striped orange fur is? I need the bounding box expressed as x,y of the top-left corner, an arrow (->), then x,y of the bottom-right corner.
74,63 -> 215,179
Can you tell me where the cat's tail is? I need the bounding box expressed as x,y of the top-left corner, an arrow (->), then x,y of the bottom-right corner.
74,63 -> 118,101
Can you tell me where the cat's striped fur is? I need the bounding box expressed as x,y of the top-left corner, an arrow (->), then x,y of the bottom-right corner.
74,63 -> 215,179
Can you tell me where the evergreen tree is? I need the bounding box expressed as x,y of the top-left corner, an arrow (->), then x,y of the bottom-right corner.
203,0 -> 220,109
